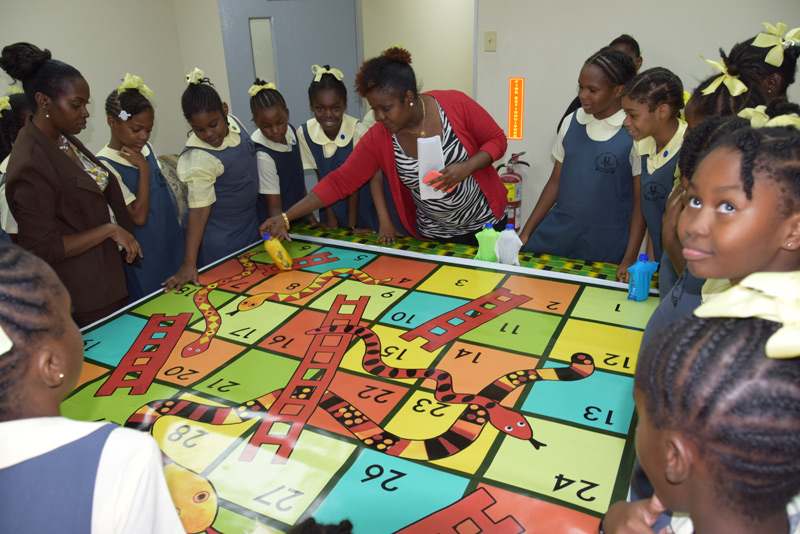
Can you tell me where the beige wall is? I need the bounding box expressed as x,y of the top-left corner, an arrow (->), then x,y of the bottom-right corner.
360,0 -> 475,97
0,0 -> 228,156
476,0 -> 800,221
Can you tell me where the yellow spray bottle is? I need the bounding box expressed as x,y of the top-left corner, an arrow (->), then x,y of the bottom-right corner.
262,233 -> 293,270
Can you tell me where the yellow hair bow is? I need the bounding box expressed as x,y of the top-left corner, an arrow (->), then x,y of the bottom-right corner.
0,96 -> 10,118
700,56 -> 748,97
117,73 -> 154,98
311,65 -> 343,82
737,106 -> 800,130
185,68 -> 205,85
738,105 -> 770,127
7,85 -> 23,95
752,22 -> 800,68
248,82 -> 277,97
694,271 -> 800,358
385,42 -> 404,51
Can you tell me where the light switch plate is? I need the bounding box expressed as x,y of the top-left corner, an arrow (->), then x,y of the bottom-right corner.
484,30 -> 497,52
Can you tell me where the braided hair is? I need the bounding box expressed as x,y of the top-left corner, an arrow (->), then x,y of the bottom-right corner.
636,314 -> 800,521
105,86 -> 153,122
308,65 -> 347,107
677,115 -> 749,181
623,67 -> 684,117
181,75 -> 224,122
248,77 -> 287,117
354,46 -> 417,99
584,46 -> 638,87
0,42 -> 83,112
0,93 -> 30,162
729,36 -> 800,96
688,48 -> 766,121
0,243 -> 66,419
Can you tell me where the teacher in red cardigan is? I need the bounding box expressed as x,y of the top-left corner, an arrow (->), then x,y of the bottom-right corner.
260,46 -> 508,245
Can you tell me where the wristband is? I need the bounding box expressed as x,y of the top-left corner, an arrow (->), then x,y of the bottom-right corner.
281,212 -> 290,230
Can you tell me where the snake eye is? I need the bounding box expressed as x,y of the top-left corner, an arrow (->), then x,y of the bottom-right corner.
517,421 -> 526,427
193,491 -> 209,503
504,425 -> 513,432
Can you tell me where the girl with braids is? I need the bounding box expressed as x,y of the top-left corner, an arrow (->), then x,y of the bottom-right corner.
520,47 -> 641,265
163,68 -> 260,293
619,68 -> 686,292
682,48 -> 767,131
603,271 -> 800,534
0,242 -> 184,533
729,22 -> 800,103
297,64 -> 377,231
0,42 -> 141,327
0,91 -> 31,242
260,46 -> 509,246
248,78 -> 306,222
97,74 -> 184,301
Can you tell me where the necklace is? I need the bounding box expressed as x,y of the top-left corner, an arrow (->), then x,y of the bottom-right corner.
58,135 -> 70,152
404,97 -> 426,137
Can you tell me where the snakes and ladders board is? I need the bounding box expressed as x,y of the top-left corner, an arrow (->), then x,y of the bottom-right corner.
62,236 -> 658,534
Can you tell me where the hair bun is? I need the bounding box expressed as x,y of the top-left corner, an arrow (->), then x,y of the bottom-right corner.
381,46 -> 412,65
0,42 -> 52,82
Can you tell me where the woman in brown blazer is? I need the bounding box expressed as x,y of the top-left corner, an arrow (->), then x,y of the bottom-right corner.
0,43 -> 141,327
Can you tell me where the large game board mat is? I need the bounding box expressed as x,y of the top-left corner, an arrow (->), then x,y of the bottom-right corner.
63,236 -> 658,533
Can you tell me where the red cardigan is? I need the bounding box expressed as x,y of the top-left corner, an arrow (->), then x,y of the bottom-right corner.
313,90 -> 508,239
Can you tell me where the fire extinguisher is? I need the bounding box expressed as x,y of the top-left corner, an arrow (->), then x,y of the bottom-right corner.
496,152 -> 530,232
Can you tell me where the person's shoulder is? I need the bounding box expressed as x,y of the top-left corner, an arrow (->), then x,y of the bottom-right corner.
105,425 -> 161,457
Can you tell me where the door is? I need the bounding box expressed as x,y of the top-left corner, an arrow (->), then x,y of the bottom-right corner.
218,0 -> 363,128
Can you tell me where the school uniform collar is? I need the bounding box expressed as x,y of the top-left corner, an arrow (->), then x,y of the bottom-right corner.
0,155 -> 9,174
251,126 -> 296,152
96,143 -> 152,168
636,119 -> 687,171
575,107 -> 626,127
185,114 -> 241,151
306,114 -> 358,148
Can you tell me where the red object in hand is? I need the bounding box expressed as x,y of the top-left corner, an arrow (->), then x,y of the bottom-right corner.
423,170 -> 456,193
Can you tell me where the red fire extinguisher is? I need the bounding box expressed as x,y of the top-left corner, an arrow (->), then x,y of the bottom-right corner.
496,152 -> 530,232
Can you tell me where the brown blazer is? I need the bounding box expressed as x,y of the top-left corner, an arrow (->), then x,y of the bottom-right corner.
6,117 -> 137,316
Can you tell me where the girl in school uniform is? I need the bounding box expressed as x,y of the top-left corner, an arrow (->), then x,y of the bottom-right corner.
297,64 -> 377,231
619,68 -> 686,293
248,79 -> 306,221
97,74 -> 184,302
0,90 -> 30,242
163,69 -> 260,292
520,47 -> 640,265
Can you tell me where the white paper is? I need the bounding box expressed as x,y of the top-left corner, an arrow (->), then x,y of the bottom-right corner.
417,135 -> 446,200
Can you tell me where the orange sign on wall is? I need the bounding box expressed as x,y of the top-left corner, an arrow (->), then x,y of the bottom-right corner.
508,77 -> 525,140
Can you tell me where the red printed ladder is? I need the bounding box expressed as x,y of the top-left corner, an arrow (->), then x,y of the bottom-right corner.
95,313 -> 193,397
400,288 -> 532,351
241,294 -> 369,463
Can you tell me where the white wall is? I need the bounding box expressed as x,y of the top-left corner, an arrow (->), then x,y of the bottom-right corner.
360,0 -> 475,97
0,0 -> 228,156
477,0 -> 800,222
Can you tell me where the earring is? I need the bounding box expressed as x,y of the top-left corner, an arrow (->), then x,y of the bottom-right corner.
45,110 -> 50,119
789,243 -> 794,248
409,101 -> 414,107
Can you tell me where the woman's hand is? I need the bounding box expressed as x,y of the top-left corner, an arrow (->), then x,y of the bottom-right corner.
116,145 -> 150,172
429,161 -> 472,192
601,496 -> 667,534
376,220 -> 400,245
109,225 -> 143,263
259,215 -> 290,241
617,256 -> 636,283
162,263 -> 200,293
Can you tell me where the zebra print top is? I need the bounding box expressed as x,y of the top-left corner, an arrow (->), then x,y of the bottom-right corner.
393,102 -> 498,239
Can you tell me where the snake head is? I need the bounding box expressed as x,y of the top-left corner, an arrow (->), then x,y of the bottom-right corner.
238,296 -> 261,311
490,406 -> 533,440
182,342 -> 206,358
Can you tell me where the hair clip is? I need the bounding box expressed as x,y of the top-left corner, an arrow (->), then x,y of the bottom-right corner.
700,56 -> 748,97
0,96 -> 10,118
185,68 -> 205,85
247,82 -> 277,97
7,85 -> 23,95
694,271 -> 800,358
752,22 -> 800,67
311,65 -> 344,82
117,73 -> 154,98
118,109 -> 131,121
